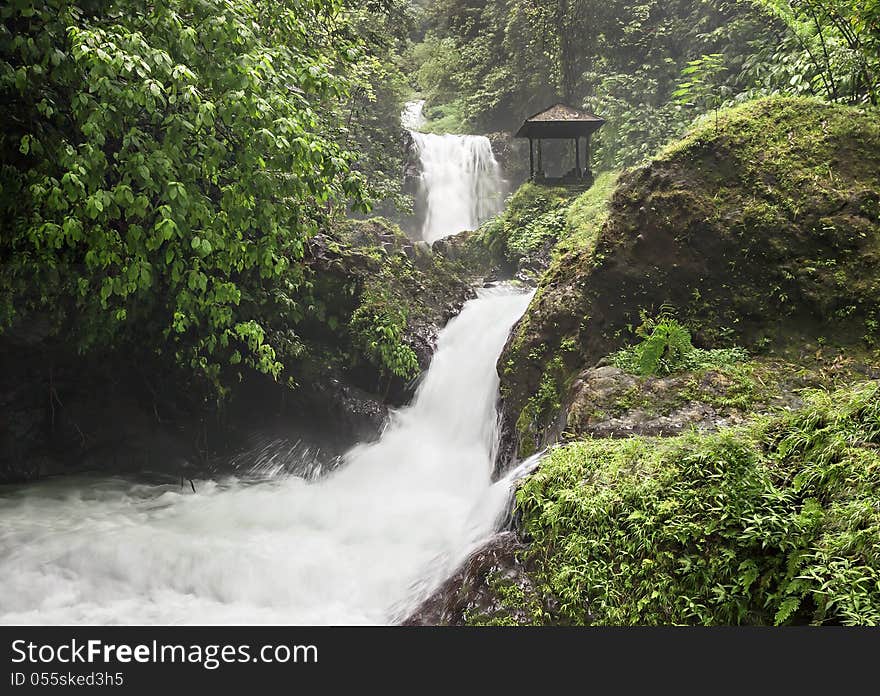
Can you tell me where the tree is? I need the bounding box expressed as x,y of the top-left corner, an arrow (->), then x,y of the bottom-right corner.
0,0 -> 378,392
409,0 -> 787,165
750,0 -> 879,104
673,53 -> 729,130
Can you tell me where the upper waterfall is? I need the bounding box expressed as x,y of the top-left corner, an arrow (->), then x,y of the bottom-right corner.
403,100 -> 505,243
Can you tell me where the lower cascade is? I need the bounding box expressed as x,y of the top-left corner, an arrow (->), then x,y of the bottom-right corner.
0,285 -> 532,625
403,100 -> 505,243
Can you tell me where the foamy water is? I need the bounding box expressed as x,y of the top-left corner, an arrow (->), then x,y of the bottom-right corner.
0,286 -> 532,625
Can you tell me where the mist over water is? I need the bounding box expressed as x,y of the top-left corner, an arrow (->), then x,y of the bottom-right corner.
404,100 -> 505,243
0,286 -> 533,625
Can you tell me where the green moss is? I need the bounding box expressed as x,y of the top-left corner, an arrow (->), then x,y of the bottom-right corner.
514,355 -> 570,456
612,385 -> 655,415
517,380 -> 880,625
464,570 -> 546,626
678,362 -> 778,411
515,407 -> 537,459
288,216 -> 472,390
557,170 -> 619,258
478,182 -> 574,265
660,99 -> 880,194
476,174 -> 619,274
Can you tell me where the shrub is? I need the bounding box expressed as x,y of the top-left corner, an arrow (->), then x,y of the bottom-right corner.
611,313 -> 749,376
350,286 -> 419,380
517,381 -> 880,625
0,0 -> 370,391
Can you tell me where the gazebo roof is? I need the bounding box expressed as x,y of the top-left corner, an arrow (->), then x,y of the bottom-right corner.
514,103 -> 605,139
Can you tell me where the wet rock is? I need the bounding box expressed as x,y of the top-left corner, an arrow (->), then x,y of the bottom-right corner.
305,378 -> 389,436
431,238 -> 449,256
403,531 -> 550,626
486,131 -> 529,188
431,229 -> 512,281
565,364 -> 794,439
577,402 -> 741,439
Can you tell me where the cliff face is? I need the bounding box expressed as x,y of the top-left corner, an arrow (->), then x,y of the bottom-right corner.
498,97 -> 880,462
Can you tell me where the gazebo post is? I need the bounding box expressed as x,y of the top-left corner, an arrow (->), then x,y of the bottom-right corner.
529,138 -> 534,179
574,137 -> 580,178
536,139 -> 543,177
585,135 -> 591,176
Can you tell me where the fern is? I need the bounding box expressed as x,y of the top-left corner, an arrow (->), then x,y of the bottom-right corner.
637,331 -> 669,375
774,596 -> 802,625
612,314 -> 748,377
518,381 -> 880,625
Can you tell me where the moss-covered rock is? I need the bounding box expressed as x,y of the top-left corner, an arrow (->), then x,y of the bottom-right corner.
480,182 -> 573,270
470,174 -> 619,279
430,228 -> 502,279
275,216 -> 476,405
403,531 -> 550,626
564,355 -> 878,441
500,97 -> 880,461
515,380 -> 880,625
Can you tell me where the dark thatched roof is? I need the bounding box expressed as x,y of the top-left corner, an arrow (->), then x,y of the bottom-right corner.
514,103 -> 605,139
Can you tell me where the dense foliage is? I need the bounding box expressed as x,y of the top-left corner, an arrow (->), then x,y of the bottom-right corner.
518,381 -> 880,625
409,0 -> 879,168
0,0 -> 411,393
753,0 -> 879,104
343,0 -> 415,214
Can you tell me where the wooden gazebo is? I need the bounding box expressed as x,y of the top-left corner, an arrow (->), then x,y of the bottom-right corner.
514,103 -> 605,185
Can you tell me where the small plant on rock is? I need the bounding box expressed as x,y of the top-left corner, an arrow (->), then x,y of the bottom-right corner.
350,287 -> 420,380
611,311 -> 749,376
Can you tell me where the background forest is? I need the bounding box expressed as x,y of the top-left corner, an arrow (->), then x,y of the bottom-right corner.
408,0 -> 879,168
2,0 -> 878,399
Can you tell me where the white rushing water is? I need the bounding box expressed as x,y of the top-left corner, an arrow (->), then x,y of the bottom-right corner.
404,100 -> 505,243
0,286 -> 533,625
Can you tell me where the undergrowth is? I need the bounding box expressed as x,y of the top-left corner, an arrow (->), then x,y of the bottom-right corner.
478,173 -> 619,269
517,380 -> 880,625
478,183 -> 573,264
611,313 -> 749,376
350,284 -> 420,380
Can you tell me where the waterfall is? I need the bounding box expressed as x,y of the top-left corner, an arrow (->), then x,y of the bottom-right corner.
403,100 -> 505,243
0,286 -> 533,625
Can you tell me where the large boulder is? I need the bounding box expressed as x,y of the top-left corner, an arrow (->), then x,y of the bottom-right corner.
403,531 -> 549,626
499,97 -> 880,462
